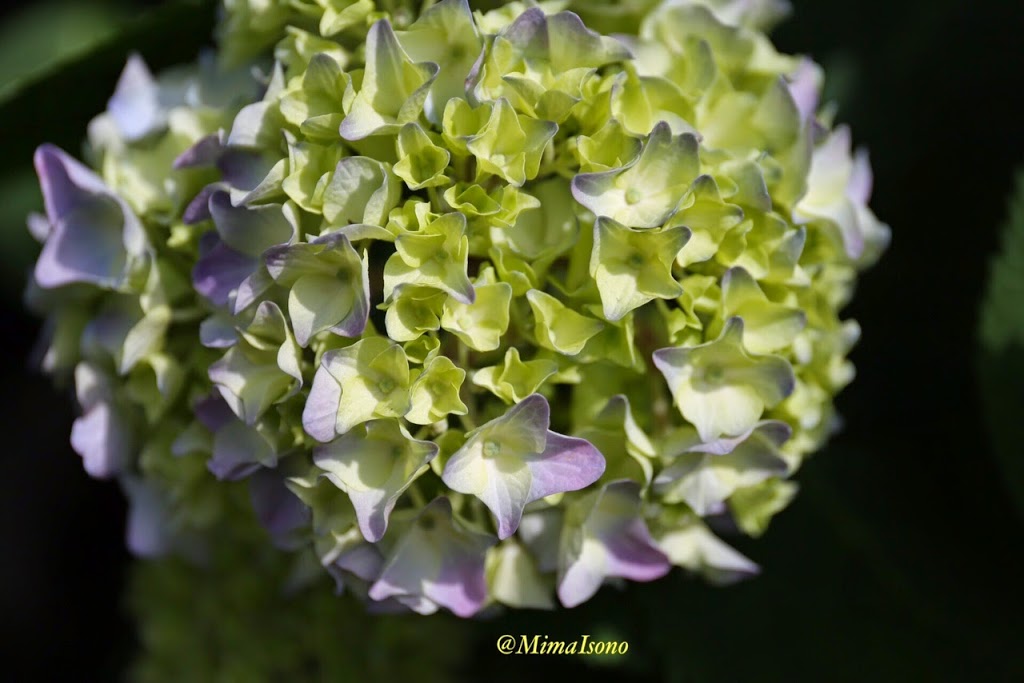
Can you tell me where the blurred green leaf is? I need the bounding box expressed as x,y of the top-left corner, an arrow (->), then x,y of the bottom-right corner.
0,0 -> 217,300
0,0 -> 216,177
978,168 -> 1024,519
0,171 -> 42,295
0,1 -> 128,103
128,499 -> 468,683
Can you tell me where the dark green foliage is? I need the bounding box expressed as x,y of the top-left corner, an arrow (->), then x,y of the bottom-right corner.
127,507 -> 467,683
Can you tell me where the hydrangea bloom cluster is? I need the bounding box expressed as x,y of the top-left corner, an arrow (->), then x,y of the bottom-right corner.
27,0 -> 888,616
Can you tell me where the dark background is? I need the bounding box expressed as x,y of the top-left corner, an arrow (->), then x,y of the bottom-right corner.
1,0 -> 1022,680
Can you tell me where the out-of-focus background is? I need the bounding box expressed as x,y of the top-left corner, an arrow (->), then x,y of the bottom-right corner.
1,0 -> 1023,680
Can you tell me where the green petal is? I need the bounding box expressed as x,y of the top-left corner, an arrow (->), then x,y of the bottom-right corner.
571,122 -> 699,228
279,52 -> 350,141
395,0 -> 483,124
319,0 -> 374,37
718,266 -> 805,353
303,336 -> 411,440
322,156 -> 402,226
209,302 -> 303,425
487,541 -> 554,609
393,123 -> 451,190
406,355 -> 469,425
472,347 -> 558,404
653,317 -> 795,441
440,269 -> 512,352
313,418 -> 436,541
339,19 -> 439,140
383,285 -> 446,342
526,289 -> 605,356
590,216 -> 689,321
384,213 -> 475,304
672,175 -> 746,267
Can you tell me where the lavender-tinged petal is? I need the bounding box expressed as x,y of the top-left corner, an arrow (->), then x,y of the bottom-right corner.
218,149 -> 277,190
36,197 -> 127,289
34,143 -> 108,217
556,537 -> 605,608
107,54 -> 167,142
518,508 -> 563,573
557,480 -> 669,607
335,543 -> 385,582
302,366 -> 344,443
602,518 -> 672,582
314,421 -> 437,542
848,148 -> 874,205
368,497 -> 494,618
444,395 -> 597,539
209,190 -> 293,257
121,477 -> 171,558
27,212 -> 50,242
786,58 -> 820,124
430,554 -> 491,618
199,313 -> 239,349
209,420 -> 277,481
70,402 -> 130,479
232,265 -> 274,314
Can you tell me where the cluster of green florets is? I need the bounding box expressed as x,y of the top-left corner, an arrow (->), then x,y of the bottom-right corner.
27,0 -> 888,616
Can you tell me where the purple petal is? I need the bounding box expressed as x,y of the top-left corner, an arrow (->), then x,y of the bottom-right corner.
444,395 -> 600,539
33,145 -> 141,289
430,552 -> 491,618
218,149 -> 275,189
557,480 -> 670,608
34,143 -> 107,217
249,469 -> 310,549
529,431 -> 606,501
182,184 -> 218,224
194,393 -> 236,432
173,132 -> 225,169
192,234 -> 258,307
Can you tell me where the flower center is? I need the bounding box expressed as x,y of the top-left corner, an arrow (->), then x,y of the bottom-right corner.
625,188 -> 642,205
377,377 -> 396,394
483,440 -> 501,458
702,364 -> 726,385
628,251 -> 646,268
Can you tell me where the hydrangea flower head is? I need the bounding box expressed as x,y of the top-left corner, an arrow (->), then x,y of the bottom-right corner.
27,0 -> 888,616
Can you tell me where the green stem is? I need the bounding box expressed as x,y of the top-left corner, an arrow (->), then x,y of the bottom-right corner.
407,480 -> 427,508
